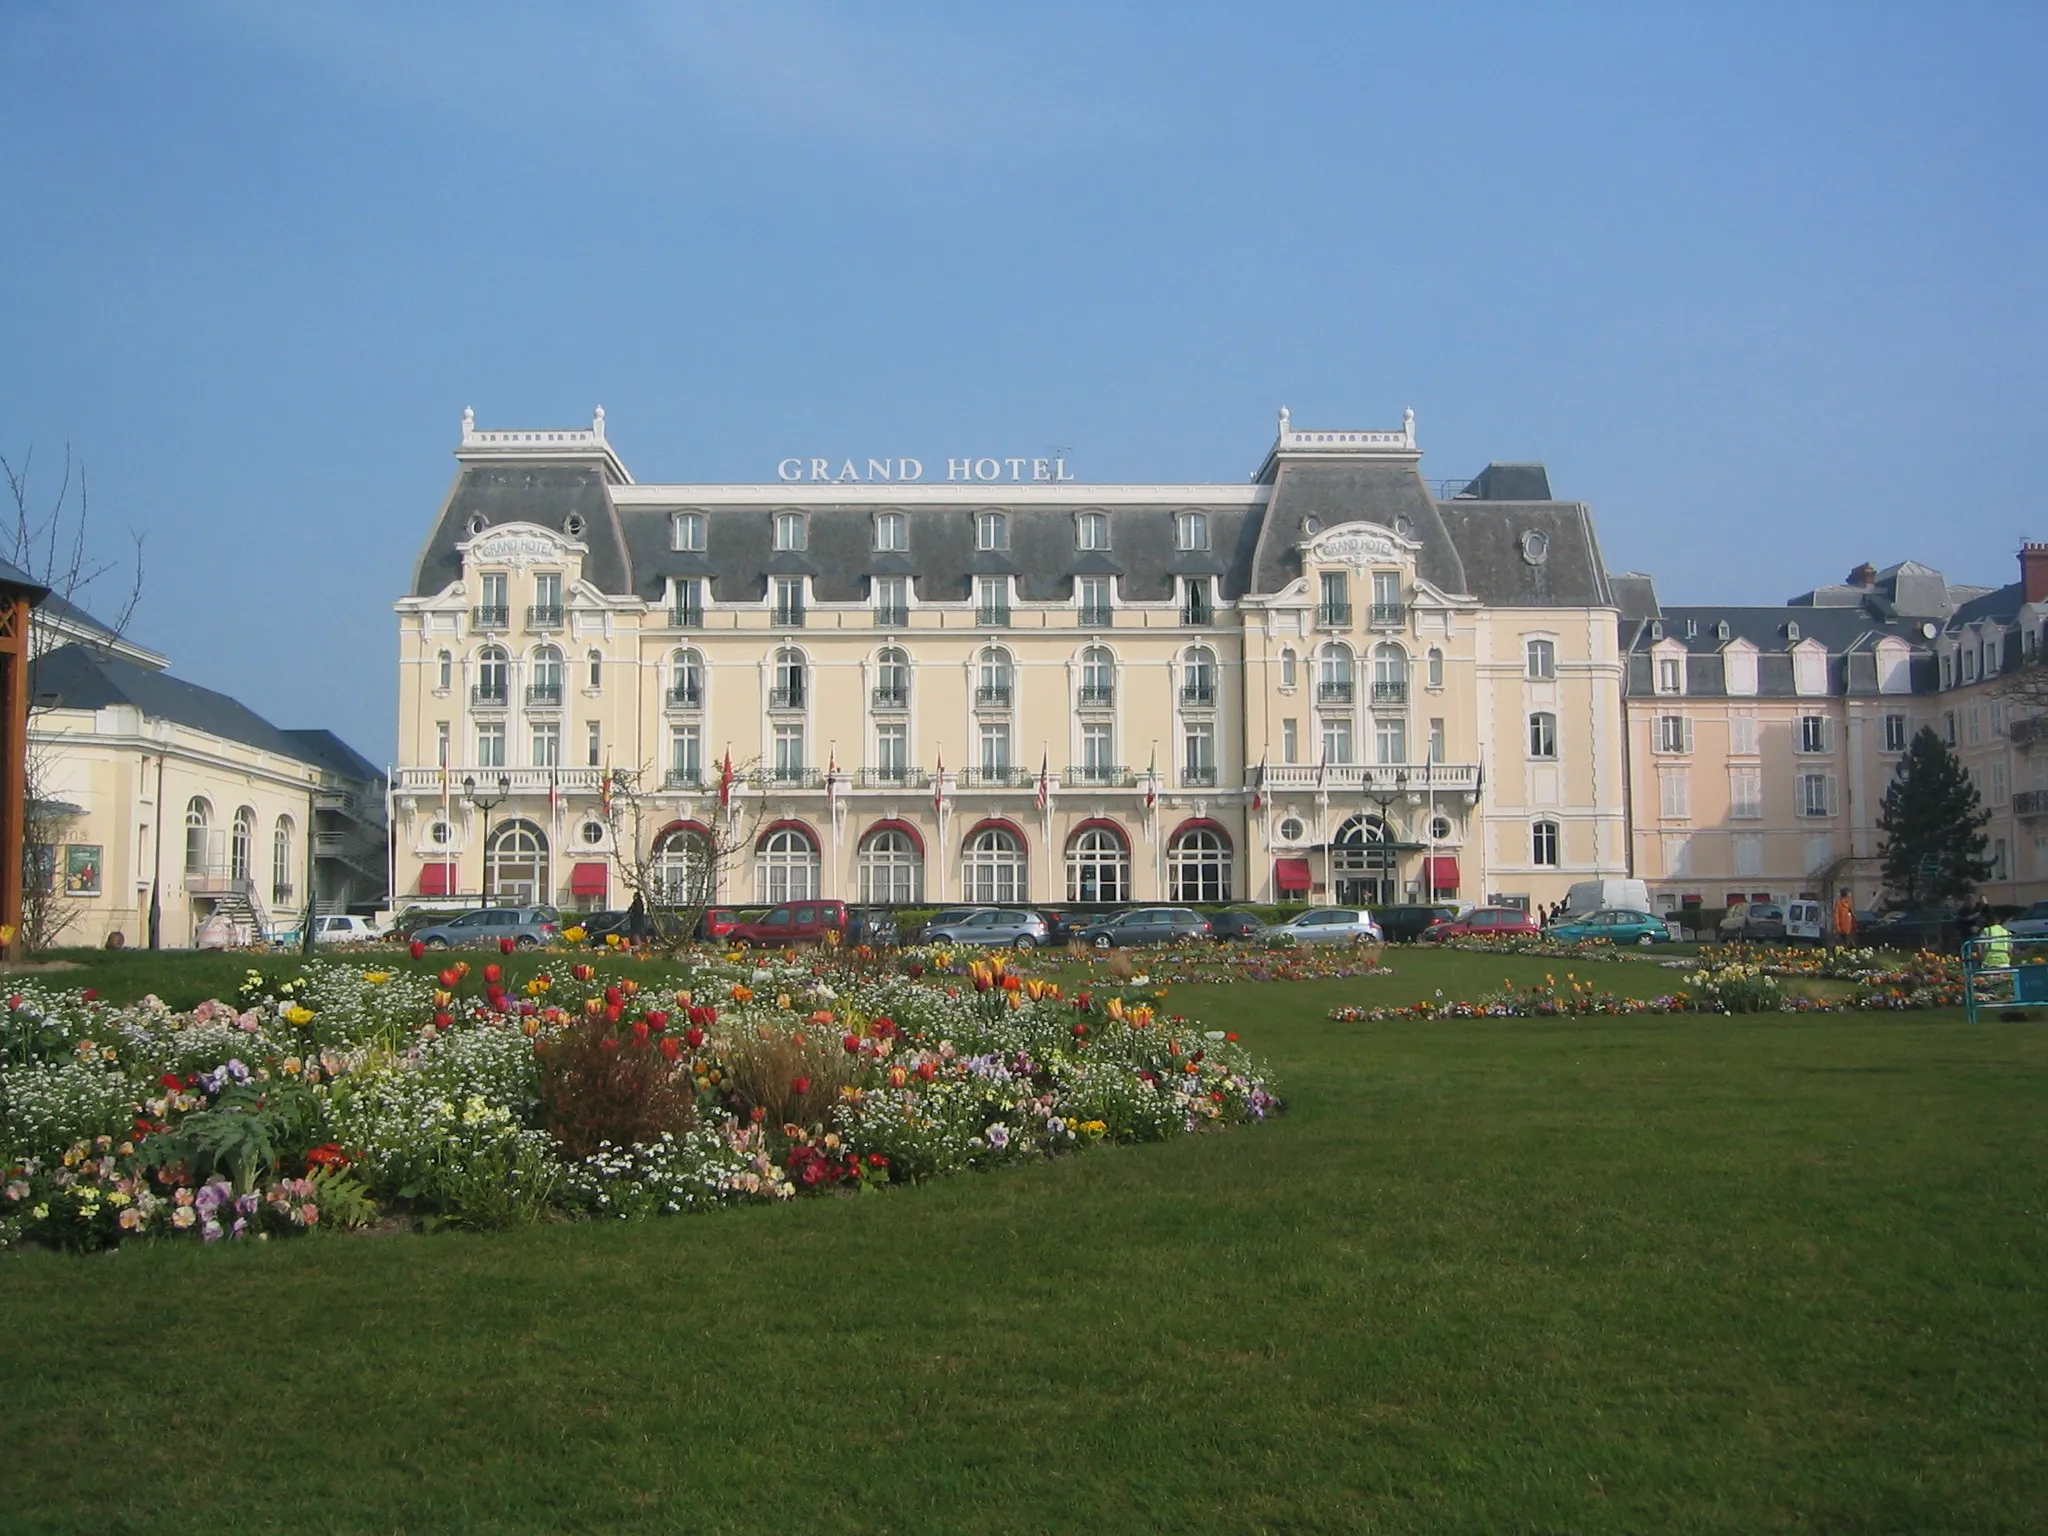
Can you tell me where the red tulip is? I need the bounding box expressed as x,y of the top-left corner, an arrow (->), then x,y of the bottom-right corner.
1073,1022 -> 1089,1038
484,963 -> 502,984
606,1003 -> 624,1023
1000,974 -> 1022,992
83,988 -> 99,1003
973,973 -> 992,993
685,1027 -> 705,1049
1226,1032 -> 1239,1042
842,1034 -> 861,1054
632,1021 -> 650,1045
439,968 -> 461,988
644,1009 -> 669,1030
750,1106 -> 766,1123
573,964 -> 594,982
605,986 -> 623,1007
499,937 -> 516,955
791,1076 -> 811,1095
6,994 -> 18,1009
916,1061 -> 936,1082
601,1037 -> 618,1054
660,1036 -> 681,1061
434,1011 -> 453,1030
409,940 -> 427,960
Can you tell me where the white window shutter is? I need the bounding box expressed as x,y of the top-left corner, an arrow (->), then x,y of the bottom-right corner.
1683,718 -> 1695,754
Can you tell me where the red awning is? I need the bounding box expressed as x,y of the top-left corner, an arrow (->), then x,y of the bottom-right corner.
570,861 -> 610,898
1427,855 -> 1460,892
1275,857 -> 1313,893
418,862 -> 455,897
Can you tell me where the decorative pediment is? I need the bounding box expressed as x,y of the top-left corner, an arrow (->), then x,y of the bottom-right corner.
457,522 -> 588,569
1302,522 -> 1419,568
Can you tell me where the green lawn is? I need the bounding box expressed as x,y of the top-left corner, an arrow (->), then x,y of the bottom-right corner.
3,958 -> 2044,1533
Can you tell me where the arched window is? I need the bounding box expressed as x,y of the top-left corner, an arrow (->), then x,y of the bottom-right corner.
437,650 -> 452,690
1168,825 -> 1232,903
1372,643 -> 1408,700
1528,712 -> 1558,759
962,826 -> 1026,904
587,650 -> 602,690
530,645 -> 563,703
476,645 -> 509,702
1175,511 -> 1210,551
771,647 -> 805,709
1532,820 -> 1561,866
230,806 -> 256,882
978,646 -> 1014,706
184,797 -> 213,876
757,825 -> 819,903
1080,645 -> 1115,704
1066,824 -> 1130,904
858,827 -> 922,904
1526,638 -> 1556,680
672,648 -> 705,708
1426,647 -> 1444,689
1181,646 -> 1217,707
976,511 -> 1009,551
1076,511 -> 1109,551
1280,647 -> 1298,688
1319,643 -> 1355,703
773,511 -> 807,552
652,824 -> 713,905
272,816 -> 294,904
485,819 -> 550,906
1331,814 -> 1393,890
875,646 -> 910,705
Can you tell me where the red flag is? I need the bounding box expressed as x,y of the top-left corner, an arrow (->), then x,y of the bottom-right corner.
1144,748 -> 1158,811
719,748 -> 736,810
1252,752 -> 1267,811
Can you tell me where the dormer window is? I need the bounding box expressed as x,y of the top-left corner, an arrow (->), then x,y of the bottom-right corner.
671,513 -> 705,552
1076,512 -> 1109,551
874,512 -> 906,552
1785,621 -> 1801,641
1716,621 -> 1730,641
1657,656 -> 1684,695
773,512 -> 807,552
976,511 -> 1008,551
1176,511 -> 1210,552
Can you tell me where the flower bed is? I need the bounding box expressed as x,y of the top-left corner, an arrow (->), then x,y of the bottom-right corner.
0,956 -> 1279,1251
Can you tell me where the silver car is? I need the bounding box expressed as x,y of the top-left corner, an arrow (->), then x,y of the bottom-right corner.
411,905 -> 563,950
922,908 -> 1051,948
1266,907 -> 1384,944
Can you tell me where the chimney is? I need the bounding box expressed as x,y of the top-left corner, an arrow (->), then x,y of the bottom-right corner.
1847,562 -> 1877,589
2023,544 -> 2048,604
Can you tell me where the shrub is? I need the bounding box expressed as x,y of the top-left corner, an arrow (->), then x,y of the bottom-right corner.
536,1013 -> 695,1158
718,1026 -> 857,1130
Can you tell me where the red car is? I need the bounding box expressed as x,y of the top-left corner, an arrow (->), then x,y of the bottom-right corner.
698,908 -> 742,940
729,900 -> 849,948
1421,906 -> 1542,941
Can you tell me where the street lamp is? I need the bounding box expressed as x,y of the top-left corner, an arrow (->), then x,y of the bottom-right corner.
1366,767 -> 1409,903
464,773 -> 510,909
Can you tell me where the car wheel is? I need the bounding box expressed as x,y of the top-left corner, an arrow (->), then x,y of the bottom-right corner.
515,935 -> 538,950
1093,935 -> 1111,951
1636,933 -> 1654,946
424,936 -> 449,950
1013,935 -> 1036,950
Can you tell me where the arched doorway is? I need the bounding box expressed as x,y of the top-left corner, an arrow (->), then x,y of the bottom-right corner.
651,823 -> 714,905
1331,814 -> 1394,906
1065,822 -> 1130,904
487,819 -> 551,906
1167,822 -> 1232,903
858,824 -> 922,904
756,823 -> 820,903
962,823 -> 1026,905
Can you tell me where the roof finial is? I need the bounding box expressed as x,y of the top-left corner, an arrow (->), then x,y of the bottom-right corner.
593,405 -> 606,439
1278,405 -> 1291,438
462,406 -> 475,439
1403,407 -> 1415,447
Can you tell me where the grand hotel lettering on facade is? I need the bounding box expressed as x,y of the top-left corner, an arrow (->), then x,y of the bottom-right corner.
395,406 -> 1634,911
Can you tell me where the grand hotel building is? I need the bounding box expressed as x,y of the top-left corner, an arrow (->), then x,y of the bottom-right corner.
394,408 -> 1633,913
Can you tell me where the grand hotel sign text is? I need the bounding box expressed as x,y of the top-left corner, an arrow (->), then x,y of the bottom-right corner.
776,456 -> 1075,484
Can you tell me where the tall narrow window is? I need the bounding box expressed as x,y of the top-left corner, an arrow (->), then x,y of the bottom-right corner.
1322,717 -> 1353,765
773,576 -> 806,626
184,798 -> 212,876
1175,511 -> 1209,551
976,511 -> 1008,551
1080,645 -> 1114,705
672,578 -> 704,627
1282,718 -> 1299,764
476,722 -> 506,768
1183,723 -> 1216,784
976,575 -> 1009,626
1528,712 -> 1558,759
1370,571 -> 1403,625
979,721 -> 1013,775
478,572 -> 509,627
873,575 -> 909,627
1076,512 -> 1109,550
1375,718 -> 1407,765
875,722 -> 909,778
671,648 -> 705,708
586,651 -> 602,690
669,726 -> 702,786
528,646 -> 563,705
1526,638 -> 1556,680
773,724 -> 806,781
1077,576 -> 1112,626
771,648 -> 805,710
436,721 -> 451,767
532,572 -> 563,626
1182,647 -> 1216,706
1657,656 -> 1684,694
231,807 -> 255,882
1429,718 -> 1446,763
586,721 -> 602,767
1532,820 -> 1560,866
271,816 -> 294,906
873,511 -> 905,552
1280,648 -> 1298,688
437,650 -> 453,690
978,647 -> 1014,706
1081,722 -> 1114,774
874,646 -> 910,707
1318,572 -> 1350,626
773,512 -> 806,552
475,646 -> 509,703
672,512 -> 705,552
1319,644 -> 1354,703
1181,578 -> 1213,626
531,721 -> 561,768
1427,647 -> 1444,689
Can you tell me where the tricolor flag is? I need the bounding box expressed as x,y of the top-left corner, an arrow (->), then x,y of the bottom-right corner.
827,749 -> 840,814
719,748 -> 736,811
1252,752 -> 1267,811
1316,750 -> 1328,792
1036,751 -> 1050,812
933,754 -> 946,814
1144,748 -> 1158,811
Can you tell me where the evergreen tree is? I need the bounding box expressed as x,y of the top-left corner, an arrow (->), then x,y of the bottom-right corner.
1876,726 -> 1992,908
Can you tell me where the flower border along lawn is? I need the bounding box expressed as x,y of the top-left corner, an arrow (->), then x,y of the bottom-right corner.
5,959 -> 2046,1533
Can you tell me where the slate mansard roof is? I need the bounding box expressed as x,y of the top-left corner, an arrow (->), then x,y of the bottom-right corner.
1622,603 -> 1934,699
409,413 -> 1620,612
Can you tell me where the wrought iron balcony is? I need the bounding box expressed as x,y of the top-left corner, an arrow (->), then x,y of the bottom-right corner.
1078,605 -> 1114,628
859,766 -> 929,788
1369,601 -> 1407,627
525,683 -> 563,707
1180,682 -> 1216,708
974,684 -> 1013,708
2016,790 -> 2048,817
526,604 -> 564,629
665,683 -> 703,709
470,684 -> 509,707
772,604 -> 807,628
768,685 -> 805,710
663,769 -> 704,790
1371,680 -> 1409,705
1181,600 -> 1214,626
1317,680 -> 1354,705
1181,765 -> 1218,787
1077,684 -> 1115,707
2010,716 -> 2048,749
871,686 -> 909,710
668,604 -> 704,629
976,605 -> 1011,628
755,767 -> 824,789
1064,765 -> 1133,788
471,605 -> 510,630
1315,602 -> 1352,628
958,766 -> 1028,788
873,606 -> 909,628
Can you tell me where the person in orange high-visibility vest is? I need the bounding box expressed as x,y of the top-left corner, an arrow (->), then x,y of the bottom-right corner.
1833,892 -> 1856,945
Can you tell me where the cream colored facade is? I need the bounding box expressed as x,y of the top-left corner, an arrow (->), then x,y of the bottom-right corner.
393,411 -> 1631,913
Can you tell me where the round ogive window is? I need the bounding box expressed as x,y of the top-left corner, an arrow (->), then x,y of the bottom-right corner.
1277,816 -> 1306,843
580,820 -> 606,846
429,820 -> 453,845
1429,815 -> 1453,840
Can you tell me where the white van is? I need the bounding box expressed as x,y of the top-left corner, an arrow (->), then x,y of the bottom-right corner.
1784,901 -> 1826,943
1562,879 -> 1651,917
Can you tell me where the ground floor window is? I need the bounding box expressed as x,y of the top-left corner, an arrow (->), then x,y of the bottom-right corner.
963,827 -> 1026,905
652,826 -> 713,905
487,819 -> 550,904
1168,826 -> 1231,903
757,827 -> 819,903
858,828 -> 922,904
1066,826 -> 1130,903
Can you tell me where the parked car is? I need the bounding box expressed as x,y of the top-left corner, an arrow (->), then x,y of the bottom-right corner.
311,914 -> 382,944
2004,901 -> 2048,939
922,908 -> 1052,948
845,907 -> 900,946
577,909 -> 630,946
1036,909 -> 1080,944
913,908 -> 985,942
697,907 -> 743,940
1374,904 -> 1457,943
1859,909 -> 1956,951
1548,908 -> 1667,946
1206,909 -> 1268,941
1420,907 -> 1542,941
1719,902 -> 1787,941
729,900 -> 850,947
1073,907 -> 1212,948
411,906 -> 563,949
1266,907 -> 1384,944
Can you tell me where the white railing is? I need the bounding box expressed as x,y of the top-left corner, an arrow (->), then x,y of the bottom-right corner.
1275,407 -> 1416,453
394,767 -> 608,794
461,406 -> 607,449
1253,763 -> 1479,794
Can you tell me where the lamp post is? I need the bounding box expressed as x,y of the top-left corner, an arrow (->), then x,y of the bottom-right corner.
465,773 -> 510,909
1366,767 -> 1409,904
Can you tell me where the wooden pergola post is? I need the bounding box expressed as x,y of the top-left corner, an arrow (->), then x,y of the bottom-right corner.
0,562 -> 50,962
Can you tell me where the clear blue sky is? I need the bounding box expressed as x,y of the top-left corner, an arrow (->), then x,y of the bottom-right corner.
3,2 -> 2042,764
